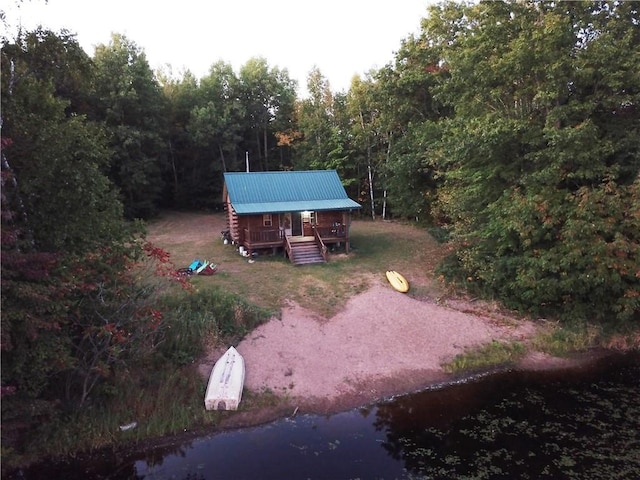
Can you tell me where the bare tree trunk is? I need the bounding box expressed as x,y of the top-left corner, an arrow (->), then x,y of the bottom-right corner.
218,144 -> 227,172
1,149 -> 34,249
168,141 -> 178,194
2,63 -> 35,249
263,127 -> 268,171
359,110 -> 376,220
256,127 -> 264,170
382,133 -> 392,220
367,159 -> 375,220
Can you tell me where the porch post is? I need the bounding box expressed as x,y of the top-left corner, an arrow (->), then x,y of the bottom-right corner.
344,211 -> 350,254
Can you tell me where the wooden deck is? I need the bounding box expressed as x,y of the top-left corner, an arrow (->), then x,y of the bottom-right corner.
242,226 -> 348,251
313,225 -> 347,246
240,225 -> 349,263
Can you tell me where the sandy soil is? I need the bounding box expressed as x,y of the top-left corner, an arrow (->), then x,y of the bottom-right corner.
198,281 -> 583,424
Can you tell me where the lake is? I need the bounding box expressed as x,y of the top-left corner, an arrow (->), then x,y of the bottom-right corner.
14,352 -> 640,479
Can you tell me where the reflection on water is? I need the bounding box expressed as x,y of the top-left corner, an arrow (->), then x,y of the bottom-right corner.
134,410 -> 401,480
374,354 -> 640,478
14,353 -> 640,480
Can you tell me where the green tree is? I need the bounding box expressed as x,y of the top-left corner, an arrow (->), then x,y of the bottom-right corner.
53,243 -> 184,406
423,0 -> 640,324
184,61 -> 245,207
159,68 -> 200,206
1,28 -> 168,410
382,120 -> 443,222
238,57 -> 297,171
91,33 -> 168,218
375,30 -> 451,221
191,62 -> 244,173
347,74 -> 386,219
295,67 -> 339,169
1,29 -> 126,253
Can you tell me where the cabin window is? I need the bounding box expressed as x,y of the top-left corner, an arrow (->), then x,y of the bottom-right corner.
301,211 -> 314,225
263,214 -> 272,227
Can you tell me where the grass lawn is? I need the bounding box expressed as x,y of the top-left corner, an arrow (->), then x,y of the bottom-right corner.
146,211 -> 449,318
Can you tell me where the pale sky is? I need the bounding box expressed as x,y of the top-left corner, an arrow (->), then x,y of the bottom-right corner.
3,0 -> 433,96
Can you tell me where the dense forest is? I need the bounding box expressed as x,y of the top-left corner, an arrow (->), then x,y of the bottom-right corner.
1,0 -> 639,468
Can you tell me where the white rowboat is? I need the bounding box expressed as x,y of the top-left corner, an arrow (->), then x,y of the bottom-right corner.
204,346 -> 245,411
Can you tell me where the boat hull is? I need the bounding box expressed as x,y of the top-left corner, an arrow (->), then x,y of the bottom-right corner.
204,346 -> 245,411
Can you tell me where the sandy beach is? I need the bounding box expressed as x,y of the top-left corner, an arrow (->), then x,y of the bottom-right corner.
197,281 -> 577,422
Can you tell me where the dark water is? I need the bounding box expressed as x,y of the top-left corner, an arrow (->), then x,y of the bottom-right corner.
14,353 -> 640,480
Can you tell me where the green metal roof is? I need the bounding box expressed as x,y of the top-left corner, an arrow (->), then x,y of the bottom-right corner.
223,170 -> 361,215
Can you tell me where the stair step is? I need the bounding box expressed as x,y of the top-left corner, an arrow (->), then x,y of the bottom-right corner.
292,252 -> 324,260
295,259 -> 324,265
289,239 -> 325,265
295,248 -> 321,254
295,255 -> 324,262
294,254 -> 324,262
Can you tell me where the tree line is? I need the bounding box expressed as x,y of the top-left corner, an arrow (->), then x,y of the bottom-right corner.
1,0 -> 638,443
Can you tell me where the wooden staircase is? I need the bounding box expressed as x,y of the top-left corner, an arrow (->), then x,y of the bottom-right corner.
287,237 -> 326,265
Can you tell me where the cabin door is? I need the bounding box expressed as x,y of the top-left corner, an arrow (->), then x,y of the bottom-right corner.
282,213 -> 292,236
291,212 -> 302,236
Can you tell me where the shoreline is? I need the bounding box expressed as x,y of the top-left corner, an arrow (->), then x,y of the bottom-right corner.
8,264 -> 627,475
129,347 -> 613,458
196,282 -> 611,431
9,344 -> 617,478
216,347 -> 610,432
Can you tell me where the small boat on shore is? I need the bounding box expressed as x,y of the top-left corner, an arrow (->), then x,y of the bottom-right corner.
204,346 -> 245,411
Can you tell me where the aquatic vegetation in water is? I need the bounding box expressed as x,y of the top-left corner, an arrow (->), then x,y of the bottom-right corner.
375,358 -> 640,479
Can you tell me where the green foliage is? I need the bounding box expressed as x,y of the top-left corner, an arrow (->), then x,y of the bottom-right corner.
5,365 -> 215,466
156,288 -> 272,365
346,75 -> 386,219
0,28 -> 94,114
238,57 -> 298,171
1,240 -> 177,406
531,322 -> 602,357
91,33 -> 169,219
2,27 -> 171,413
1,29 -> 127,254
442,340 -> 526,374
295,68 -> 346,170
160,57 -> 298,209
487,177 -> 639,323
383,121 -> 443,221
1,270 -> 272,467
0,250 -> 73,399
419,0 -> 640,325
18,114 -> 125,252
184,61 -> 245,206
293,70 -> 361,203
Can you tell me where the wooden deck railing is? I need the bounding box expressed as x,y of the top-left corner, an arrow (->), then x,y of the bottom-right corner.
242,228 -> 284,246
284,235 -> 293,261
313,227 -> 328,261
313,224 -> 346,240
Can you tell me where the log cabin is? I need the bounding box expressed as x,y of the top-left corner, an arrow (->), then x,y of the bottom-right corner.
222,170 -> 361,265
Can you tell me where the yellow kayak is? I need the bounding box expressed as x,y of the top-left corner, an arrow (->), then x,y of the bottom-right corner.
386,270 -> 410,293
